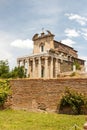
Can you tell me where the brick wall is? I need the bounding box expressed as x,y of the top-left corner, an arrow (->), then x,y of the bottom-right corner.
60,61 -> 72,72
10,78 -> 87,113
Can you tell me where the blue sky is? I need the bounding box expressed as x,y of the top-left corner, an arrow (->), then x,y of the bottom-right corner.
0,0 -> 87,69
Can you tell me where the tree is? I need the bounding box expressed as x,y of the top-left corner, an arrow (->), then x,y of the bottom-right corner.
0,60 -> 10,78
0,60 -> 26,79
11,66 -> 26,78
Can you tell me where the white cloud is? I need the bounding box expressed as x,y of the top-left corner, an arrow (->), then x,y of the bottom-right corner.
65,28 -> 79,38
80,28 -> 87,40
65,13 -> 87,26
0,31 -> 16,69
0,31 -> 13,59
61,38 -> 76,46
11,39 -> 33,49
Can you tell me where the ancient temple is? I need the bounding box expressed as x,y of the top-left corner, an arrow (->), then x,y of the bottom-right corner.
17,30 -> 85,78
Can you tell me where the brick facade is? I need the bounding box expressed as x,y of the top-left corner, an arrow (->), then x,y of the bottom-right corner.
10,78 -> 87,113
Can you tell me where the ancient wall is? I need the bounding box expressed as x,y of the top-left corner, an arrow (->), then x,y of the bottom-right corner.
10,78 -> 87,113
60,61 -> 72,72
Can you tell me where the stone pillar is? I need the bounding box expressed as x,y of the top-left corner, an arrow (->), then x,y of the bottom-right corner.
33,58 -> 35,78
58,62 -> 61,73
29,60 -> 32,78
38,57 -> 41,78
17,60 -> 20,67
73,65 -> 76,72
26,59 -> 30,77
50,57 -> 53,78
22,60 -> 25,74
55,58 -> 58,78
45,57 -> 48,78
22,60 -> 25,67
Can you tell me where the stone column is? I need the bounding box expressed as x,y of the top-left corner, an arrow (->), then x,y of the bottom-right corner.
55,58 -> 58,78
45,57 -> 48,78
73,65 -> 76,72
22,60 -> 25,67
38,57 -> 41,78
22,60 -> 25,72
17,60 -> 20,67
29,60 -> 32,78
26,59 -> 30,77
58,62 -> 61,73
50,57 -> 53,78
33,58 -> 35,78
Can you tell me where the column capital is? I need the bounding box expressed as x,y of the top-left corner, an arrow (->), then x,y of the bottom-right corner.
26,58 -> 30,62
45,57 -> 48,60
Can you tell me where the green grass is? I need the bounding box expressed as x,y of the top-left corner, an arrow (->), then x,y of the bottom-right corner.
0,109 -> 86,130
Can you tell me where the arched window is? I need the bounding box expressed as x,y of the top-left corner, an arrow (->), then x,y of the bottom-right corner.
40,43 -> 44,52
41,45 -> 44,52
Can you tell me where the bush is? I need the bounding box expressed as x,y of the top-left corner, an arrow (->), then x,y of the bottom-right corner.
73,61 -> 81,70
0,79 -> 11,108
70,72 -> 76,77
59,87 -> 87,114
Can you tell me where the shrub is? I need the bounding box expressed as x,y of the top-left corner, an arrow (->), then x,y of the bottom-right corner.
73,61 -> 81,70
0,79 -> 11,108
70,72 -> 76,77
59,87 -> 87,114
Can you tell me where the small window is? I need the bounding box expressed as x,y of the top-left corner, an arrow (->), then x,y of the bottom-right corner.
41,45 -> 44,52
40,43 -> 44,52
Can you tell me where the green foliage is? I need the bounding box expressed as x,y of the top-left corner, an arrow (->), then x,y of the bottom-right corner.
0,79 -> 10,107
73,61 -> 81,70
0,60 -> 10,78
70,72 -> 76,77
60,87 -> 87,114
0,60 -> 26,79
11,66 -> 26,78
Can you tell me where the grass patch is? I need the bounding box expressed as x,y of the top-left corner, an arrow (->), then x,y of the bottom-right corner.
0,109 -> 86,130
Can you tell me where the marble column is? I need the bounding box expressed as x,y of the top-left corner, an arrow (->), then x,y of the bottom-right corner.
33,58 -> 35,78
26,59 -> 30,77
45,57 -> 48,78
55,58 -> 58,78
22,60 -> 25,67
17,60 -> 20,67
38,57 -> 41,78
50,57 -> 53,78
22,60 -> 26,75
73,65 -> 76,72
58,62 -> 61,73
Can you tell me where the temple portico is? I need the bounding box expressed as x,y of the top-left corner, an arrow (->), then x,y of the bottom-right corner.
17,52 -> 61,78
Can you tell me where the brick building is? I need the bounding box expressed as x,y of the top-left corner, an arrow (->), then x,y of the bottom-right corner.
17,30 -> 85,78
